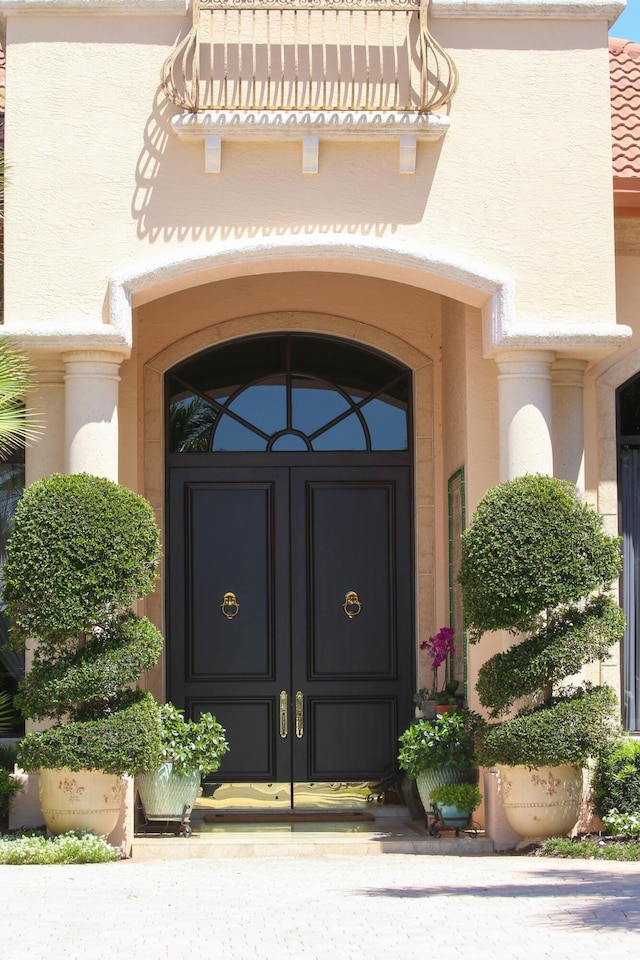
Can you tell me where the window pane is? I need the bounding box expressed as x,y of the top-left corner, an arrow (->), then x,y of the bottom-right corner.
228,382 -> 286,436
361,398 -> 408,450
292,379 -> 351,435
213,415 -> 267,452
271,434 -> 309,452
312,414 -> 367,450
169,396 -> 217,452
619,378 -> 640,436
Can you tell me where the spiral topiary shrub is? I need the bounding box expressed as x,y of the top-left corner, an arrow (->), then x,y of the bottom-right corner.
3,473 -> 163,776
459,474 -> 624,770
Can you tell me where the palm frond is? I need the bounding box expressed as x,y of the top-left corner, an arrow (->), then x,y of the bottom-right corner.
0,343 -> 42,456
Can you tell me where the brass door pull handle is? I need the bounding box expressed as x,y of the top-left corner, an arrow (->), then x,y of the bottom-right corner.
343,590 -> 362,618
279,691 -> 288,739
295,690 -> 304,739
220,591 -> 240,619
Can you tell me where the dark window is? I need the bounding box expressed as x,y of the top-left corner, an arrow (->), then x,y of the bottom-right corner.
168,334 -> 410,454
0,444 -> 25,738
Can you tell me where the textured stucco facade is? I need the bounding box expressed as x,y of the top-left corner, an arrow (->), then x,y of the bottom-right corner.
1,0 -> 638,843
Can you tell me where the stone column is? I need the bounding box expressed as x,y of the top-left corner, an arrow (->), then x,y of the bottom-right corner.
62,350 -> 125,481
552,358 -> 588,494
495,350 -> 555,481
25,356 -> 65,485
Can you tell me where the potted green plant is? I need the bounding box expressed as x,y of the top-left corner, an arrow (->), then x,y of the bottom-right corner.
136,703 -> 229,825
430,782 -> 482,830
397,708 -> 485,811
458,474 -> 624,839
3,473 -> 164,836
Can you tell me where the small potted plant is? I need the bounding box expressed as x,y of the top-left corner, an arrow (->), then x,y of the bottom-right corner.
419,626 -> 458,715
430,782 -> 482,830
135,702 -> 229,825
397,708 -> 485,812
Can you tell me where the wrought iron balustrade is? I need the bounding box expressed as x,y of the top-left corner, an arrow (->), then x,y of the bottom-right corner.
162,0 -> 458,114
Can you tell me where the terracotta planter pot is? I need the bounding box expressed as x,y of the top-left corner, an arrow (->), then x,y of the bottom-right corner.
39,767 -> 125,837
497,763 -> 583,839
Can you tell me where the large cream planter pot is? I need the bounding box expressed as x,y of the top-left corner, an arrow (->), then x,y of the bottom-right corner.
497,764 -> 583,839
39,768 -> 124,836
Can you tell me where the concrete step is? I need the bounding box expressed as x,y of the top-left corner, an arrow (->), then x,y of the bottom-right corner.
132,818 -> 494,859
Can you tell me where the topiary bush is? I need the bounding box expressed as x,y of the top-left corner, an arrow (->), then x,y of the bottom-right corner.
3,473 -> 164,776
459,474 -> 624,769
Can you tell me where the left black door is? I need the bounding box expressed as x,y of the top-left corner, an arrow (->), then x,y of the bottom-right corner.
168,465 -> 292,793
168,463 -> 413,807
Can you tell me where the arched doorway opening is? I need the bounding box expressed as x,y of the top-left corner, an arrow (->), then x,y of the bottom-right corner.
165,332 -> 415,809
617,372 -> 640,732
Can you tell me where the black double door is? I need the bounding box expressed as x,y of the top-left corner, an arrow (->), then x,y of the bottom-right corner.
168,462 -> 413,808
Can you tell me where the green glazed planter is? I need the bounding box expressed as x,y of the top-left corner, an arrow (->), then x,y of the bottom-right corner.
415,765 -> 479,812
434,802 -> 473,830
136,762 -> 201,820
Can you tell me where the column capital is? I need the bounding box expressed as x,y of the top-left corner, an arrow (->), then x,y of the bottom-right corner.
61,348 -> 126,367
494,349 -> 556,377
551,358 -> 589,388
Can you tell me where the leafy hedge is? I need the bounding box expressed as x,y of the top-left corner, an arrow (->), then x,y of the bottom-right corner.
591,737 -> 640,820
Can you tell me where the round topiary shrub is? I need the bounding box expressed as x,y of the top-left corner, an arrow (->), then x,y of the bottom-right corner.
4,473 -> 164,776
4,472 -> 161,648
459,474 -> 622,641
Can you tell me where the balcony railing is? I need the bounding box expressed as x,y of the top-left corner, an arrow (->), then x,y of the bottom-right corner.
162,0 -> 458,115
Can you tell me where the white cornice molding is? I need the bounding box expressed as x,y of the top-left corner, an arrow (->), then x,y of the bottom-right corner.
0,236 -> 630,358
430,0 -> 625,21
0,0 -> 187,16
0,0 -> 622,18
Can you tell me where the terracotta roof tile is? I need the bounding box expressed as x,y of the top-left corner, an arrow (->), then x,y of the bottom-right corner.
610,37 -> 640,180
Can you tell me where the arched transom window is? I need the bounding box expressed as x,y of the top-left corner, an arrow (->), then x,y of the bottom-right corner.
168,334 -> 411,453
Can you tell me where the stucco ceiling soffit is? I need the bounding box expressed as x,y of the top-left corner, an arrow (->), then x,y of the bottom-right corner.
0,0 -> 187,16
429,0 -> 625,23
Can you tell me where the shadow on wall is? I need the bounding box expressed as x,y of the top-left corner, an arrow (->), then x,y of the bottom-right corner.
131,85 -> 443,244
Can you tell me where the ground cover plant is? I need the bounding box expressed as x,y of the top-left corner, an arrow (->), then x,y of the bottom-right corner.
536,836 -> 640,861
0,829 -> 120,864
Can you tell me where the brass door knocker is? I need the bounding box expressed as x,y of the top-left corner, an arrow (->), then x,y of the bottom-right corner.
343,590 -> 362,619
220,591 -> 240,619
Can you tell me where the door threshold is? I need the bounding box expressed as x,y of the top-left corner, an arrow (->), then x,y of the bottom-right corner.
203,810 -> 376,824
